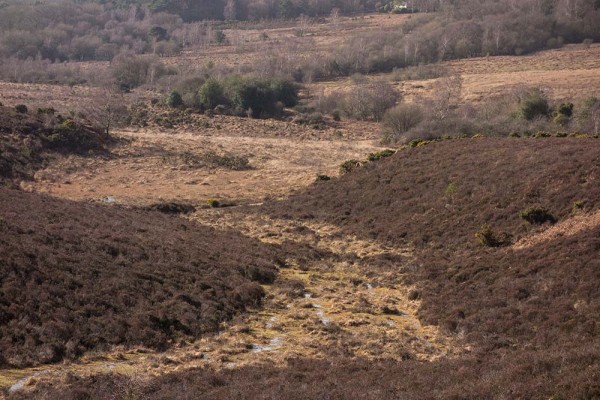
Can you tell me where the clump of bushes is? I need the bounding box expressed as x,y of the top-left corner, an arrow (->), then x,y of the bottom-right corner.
381,104 -> 424,143
165,91 -> 184,108
368,149 -> 396,161
46,119 -> 106,154
177,76 -> 299,119
15,104 -> 28,114
316,174 -> 331,182
198,79 -> 226,109
520,89 -> 550,120
340,159 -> 364,174
520,206 -> 556,224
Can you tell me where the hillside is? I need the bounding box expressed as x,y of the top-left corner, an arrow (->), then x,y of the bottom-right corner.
0,188 -> 281,368
7,137 -> 600,398
271,137 -> 600,343
0,105 -> 112,184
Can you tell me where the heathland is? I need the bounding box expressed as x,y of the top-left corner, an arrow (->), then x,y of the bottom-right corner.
1,0 -> 599,398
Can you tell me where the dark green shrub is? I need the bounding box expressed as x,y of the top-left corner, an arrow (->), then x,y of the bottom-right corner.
558,103 -> 574,117
166,91 -> 184,108
147,202 -> 196,214
225,77 -> 276,118
520,206 -> 556,224
520,89 -> 550,120
149,26 -> 168,41
15,104 -> 28,114
46,119 -> 104,153
199,79 -> 225,109
207,198 -> 220,208
270,79 -> 299,108
316,174 -> 331,181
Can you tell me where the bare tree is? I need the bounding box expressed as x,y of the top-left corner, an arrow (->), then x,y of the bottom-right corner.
81,89 -> 129,136
330,7 -> 340,29
298,14 -> 310,37
430,74 -> 463,120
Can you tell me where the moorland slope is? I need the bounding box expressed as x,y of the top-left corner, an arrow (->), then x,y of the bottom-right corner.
10,137 -> 600,398
0,187 -> 281,368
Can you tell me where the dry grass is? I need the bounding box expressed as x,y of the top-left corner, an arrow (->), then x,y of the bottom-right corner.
513,208 -> 600,250
22,127 -> 382,206
316,44 -> 600,104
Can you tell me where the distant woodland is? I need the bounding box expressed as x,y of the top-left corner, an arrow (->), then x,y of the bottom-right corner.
0,0 -> 598,64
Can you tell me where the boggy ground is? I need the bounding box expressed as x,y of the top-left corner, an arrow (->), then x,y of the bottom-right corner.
22,124 -> 382,206
1,105 -> 448,396
1,204 -> 457,397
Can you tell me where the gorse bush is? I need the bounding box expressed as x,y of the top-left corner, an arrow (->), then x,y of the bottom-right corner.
199,79 -> 225,110
520,89 -> 550,120
475,224 -> 510,247
46,119 -> 105,153
520,206 -> 556,224
367,149 -> 396,161
340,159 -> 363,174
165,90 -> 183,108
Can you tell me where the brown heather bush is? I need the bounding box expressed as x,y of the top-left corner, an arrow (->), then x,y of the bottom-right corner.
256,137 -> 600,397
0,188 -> 283,367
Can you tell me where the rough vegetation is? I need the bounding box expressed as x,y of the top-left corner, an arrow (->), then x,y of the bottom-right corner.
1,0 -> 599,397
0,105 -> 112,183
259,137 -> 600,397
0,188 -> 280,367
8,137 -> 600,399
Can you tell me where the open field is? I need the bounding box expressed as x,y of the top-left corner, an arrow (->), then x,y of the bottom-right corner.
21,127 -> 382,206
313,44 -> 600,103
